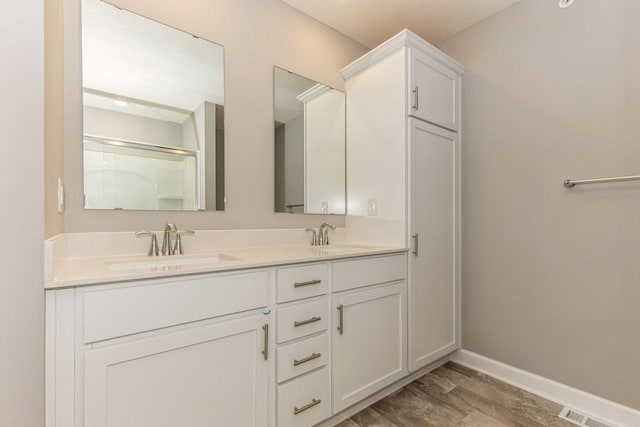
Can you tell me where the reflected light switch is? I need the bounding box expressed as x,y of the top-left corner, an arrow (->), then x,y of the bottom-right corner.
367,198 -> 377,216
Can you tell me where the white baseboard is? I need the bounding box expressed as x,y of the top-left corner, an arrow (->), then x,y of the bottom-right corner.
451,349 -> 640,427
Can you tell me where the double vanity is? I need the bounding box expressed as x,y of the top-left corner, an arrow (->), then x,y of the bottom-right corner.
46,229 -> 409,427
48,1 -> 463,425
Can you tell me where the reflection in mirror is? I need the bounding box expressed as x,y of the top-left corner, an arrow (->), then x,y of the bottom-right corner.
273,67 -> 346,215
82,0 -> 225,211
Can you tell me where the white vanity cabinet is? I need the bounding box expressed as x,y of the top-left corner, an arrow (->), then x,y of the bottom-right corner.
331,255 -> 407,413
46,251 -> 411,427
46,270 -> 271,427
342,29 -> 463,374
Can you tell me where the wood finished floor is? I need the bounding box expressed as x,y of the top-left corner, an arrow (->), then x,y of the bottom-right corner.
336,362 -> 576,427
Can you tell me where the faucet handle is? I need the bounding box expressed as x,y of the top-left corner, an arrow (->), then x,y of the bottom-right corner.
135,231 -> 159,257
173,230 -> 195,255
305,228 -> 318,246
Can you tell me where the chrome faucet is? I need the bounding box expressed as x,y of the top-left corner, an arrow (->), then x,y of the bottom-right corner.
161,222 -> 178,255
306,223 -> 336,246
136,223 -> 195,256
319,223 -> 336,245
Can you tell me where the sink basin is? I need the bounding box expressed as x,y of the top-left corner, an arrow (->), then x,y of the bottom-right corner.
107,254 -> 238,272
312,245 -> 370,254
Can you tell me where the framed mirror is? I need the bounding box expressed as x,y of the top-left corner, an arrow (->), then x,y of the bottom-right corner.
81,0 -> 225,211
273,67 -> 346,215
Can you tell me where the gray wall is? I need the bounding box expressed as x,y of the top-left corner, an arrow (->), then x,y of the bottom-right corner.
0,0 -> 45,425
439,0 -> 640,410
62,0 -> 366,232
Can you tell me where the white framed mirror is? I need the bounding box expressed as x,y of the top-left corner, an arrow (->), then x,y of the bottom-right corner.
82,0 -> 225,211
273,67 -> 346,215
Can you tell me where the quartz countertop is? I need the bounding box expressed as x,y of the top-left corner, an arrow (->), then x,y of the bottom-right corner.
46,243 -> 408,289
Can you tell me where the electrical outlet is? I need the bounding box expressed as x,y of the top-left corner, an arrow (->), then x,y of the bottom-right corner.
367,198 -> 377,216
57,178 -> 65,213
321,201 -> 328,214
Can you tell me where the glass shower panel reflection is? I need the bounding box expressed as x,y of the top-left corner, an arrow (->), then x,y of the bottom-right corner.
83,139 -> 197,210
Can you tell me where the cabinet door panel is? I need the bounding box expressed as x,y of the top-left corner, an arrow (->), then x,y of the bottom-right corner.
409,119 -> 459,371
332,282 -> 406,412
409,49 -> 459,131
84,315 -> 268,427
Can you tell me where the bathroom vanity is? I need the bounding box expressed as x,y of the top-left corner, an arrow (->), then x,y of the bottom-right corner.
45,235 -> 410,427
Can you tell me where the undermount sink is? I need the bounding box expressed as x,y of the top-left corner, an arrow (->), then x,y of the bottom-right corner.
107,254 -> 239,272
312,245 -> 370,254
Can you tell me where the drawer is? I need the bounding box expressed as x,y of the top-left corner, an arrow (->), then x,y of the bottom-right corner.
277,333 -> 328,383
332,254 -> 406,292
277,368 -> 331,427
276,263 -> 328,303
83,270 -> 269,343
277,299 -> 328,344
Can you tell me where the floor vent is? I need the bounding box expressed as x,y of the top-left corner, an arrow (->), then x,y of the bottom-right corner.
559,407 -> 614,427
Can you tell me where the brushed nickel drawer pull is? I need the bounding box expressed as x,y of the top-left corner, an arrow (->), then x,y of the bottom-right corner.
412,233 -> 419,256
337,304 -> 344,335
261,324 -> 268,361
293,279 -> 322,288
294,316 -> 321,327
293,352 -> 321,366
412,86 -> 419,110
293,398 -> 321,415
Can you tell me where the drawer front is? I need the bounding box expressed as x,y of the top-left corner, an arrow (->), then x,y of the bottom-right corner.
332,254 -> 407,292
277,368 -> 331,427
276,263 -> 328,303
84,270 -> 269,343
277,299 -> 328,344
276,333 -> 328,383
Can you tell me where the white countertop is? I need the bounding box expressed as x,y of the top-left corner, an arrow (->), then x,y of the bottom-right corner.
46,243 -> 408,289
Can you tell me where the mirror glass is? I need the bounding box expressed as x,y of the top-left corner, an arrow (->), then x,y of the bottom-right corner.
82,0 -> 225,210
273,67 -> 346,215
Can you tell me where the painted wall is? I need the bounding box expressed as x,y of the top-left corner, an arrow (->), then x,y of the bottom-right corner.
45,0 -> 65,238
0,0 -> 45,425
62,0 -> 367,232
438,0 -> 640,410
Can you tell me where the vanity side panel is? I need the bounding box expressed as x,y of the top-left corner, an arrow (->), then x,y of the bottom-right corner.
46,290 -> 76,427
345,48 -> 407,247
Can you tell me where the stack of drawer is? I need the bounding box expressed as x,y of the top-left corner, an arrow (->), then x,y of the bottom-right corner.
275,263 -> 331,427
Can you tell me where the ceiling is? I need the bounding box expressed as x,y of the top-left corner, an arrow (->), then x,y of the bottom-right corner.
281,0 -> 521,48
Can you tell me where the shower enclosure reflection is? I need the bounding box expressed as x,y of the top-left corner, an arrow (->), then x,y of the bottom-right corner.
81,0 -> 225,210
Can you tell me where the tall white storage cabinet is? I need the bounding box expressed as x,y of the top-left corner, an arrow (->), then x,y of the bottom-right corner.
342,30 -> 463,373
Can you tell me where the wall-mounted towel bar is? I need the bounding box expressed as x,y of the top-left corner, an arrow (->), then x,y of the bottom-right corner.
563,175 -> 640,188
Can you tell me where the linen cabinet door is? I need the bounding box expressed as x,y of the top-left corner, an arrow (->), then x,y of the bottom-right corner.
332,282 -> 406,412
408,48 -> 459,131
408,118 -> 460,372
84,314 -> 269,427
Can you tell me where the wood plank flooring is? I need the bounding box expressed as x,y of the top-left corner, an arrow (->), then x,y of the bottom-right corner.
336,362 -> 576,427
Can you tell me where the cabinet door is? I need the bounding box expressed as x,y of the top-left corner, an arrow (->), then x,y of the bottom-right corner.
408,119 -> 459,372
408,48 -> 459,131
84,314 -> 269,427
332,282 -> 406,412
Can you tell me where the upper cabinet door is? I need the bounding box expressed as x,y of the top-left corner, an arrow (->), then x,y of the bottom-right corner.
84,314 -> 269,427
408,48 -> 460,132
